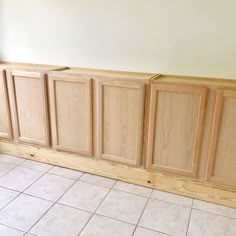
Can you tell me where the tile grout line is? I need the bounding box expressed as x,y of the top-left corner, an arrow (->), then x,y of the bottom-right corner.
0,160 -> 55,234
137,226 -> 174,236
0,157 -> 27,178
0,190 -> 21,212
20,162 -> 54,194
131,189 -> 175,236
0,158 -> 35,214
185,199 -> 194,236
149,196 -> 193,208
77,179 -> 118,236
131,190 -> 152,236
111,182 -> 195,208
111,186 -> 153,198
191,208 -> 236,220
0,222 -> 26,234
94,212 -> 136,226
24,169 -> 83,235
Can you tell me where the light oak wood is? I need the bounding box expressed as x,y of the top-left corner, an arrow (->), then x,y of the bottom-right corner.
207,89 -> 236,187
0,61 -> 68,71
0,62 -> 236,204
0,140 -> 235,208
146,83 -> 207,177
48,74 -> 93,156
0,69 -> 13,139
7,70 -> 50,146
198,89 -> 216,180
58,67 -> 157,81
98,80 -> 145,166
153,74 -> 236,87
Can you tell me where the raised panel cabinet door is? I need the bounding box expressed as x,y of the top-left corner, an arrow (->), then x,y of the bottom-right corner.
98,80 -> 145,166
146,83 -> 207,177
49,75 -> 92,156
0,69 -> 13,139
8,70 -> 50,146
207,89 -> 236,186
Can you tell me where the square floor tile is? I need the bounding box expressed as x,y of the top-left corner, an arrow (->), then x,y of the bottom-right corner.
0,166 -> 44,191
59,181 -> 109,212
0,194 -> 53,231
30,204 -> 91,236
48,166 -> 83,180
20,160 -> 53,172
188,209 -> 236,236
80,214 -> 135,236
80,173 -> 116,188
151,189 -> 193,207
0,154 -> 25,165
139,199 -> 191,236
0,224 -> 25,236
193,199 -> 236,218
0,161 -> 16,177
97,189 -> 148,224
113,181 -> 152,197
0,187 -> 19,209
134,227 -> 168,236
25,174 -> 75,201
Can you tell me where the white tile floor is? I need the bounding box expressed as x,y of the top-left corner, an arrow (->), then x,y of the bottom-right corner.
0,154 -> 235,236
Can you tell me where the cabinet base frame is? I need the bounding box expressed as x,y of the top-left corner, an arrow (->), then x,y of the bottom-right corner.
0,140 -> 235,208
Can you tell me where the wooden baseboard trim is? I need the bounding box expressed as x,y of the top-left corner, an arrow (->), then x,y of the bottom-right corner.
0,141 -> 235,208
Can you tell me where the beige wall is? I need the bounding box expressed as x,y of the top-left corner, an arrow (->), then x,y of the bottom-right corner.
0,0 -> 235,79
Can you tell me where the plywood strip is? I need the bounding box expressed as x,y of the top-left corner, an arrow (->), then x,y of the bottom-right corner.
0,141 -> 235,208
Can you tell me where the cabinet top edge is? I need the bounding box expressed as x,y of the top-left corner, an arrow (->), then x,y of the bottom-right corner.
0,61 -> 68,71
50,67 -> 158,81
152,74 -> 236,87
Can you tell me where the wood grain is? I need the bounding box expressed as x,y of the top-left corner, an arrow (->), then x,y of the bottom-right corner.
7,70 -> 50,146
207,89 -> 236,186
0,69 -> 13,139
48,74 -> 93,156
146,83 -> 207,177
98,80 -> 145,166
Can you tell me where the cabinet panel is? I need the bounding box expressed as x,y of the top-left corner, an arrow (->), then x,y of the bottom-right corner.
49,75 -> 92,156
0,69 -> 12,139
98,80 -> 145,165
207,89 -> 236,186
146,84 -> 207,177
8,71 -> 50,146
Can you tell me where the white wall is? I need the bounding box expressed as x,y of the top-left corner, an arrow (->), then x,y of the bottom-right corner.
0,0 -> 236,79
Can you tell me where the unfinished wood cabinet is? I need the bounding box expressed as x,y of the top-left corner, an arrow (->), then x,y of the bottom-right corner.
146,83 -> 207,177
0,68 -> 12,139
207,89 -> 236,186
8,70 -> 50,146
98,80 -> 145,166
48,74 -> 92,156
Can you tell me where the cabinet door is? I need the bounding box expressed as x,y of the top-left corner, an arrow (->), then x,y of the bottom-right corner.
0,69 -> 13,139
98,80 -> 145,166
146,84 -> 207,177
8,70 -> 50,146
49,75 -> 92,156
207,89 -> 236,186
